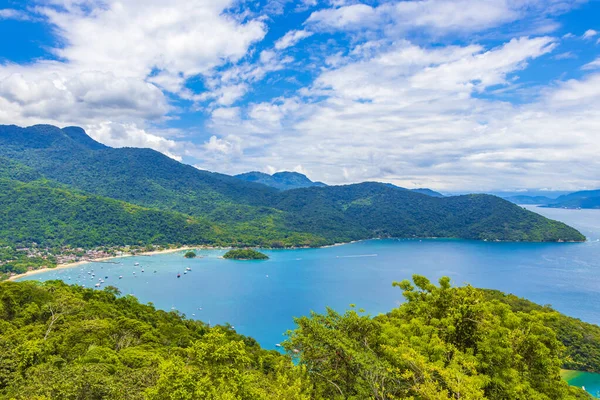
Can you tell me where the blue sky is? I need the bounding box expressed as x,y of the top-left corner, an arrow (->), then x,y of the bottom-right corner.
0,0 -> 599,191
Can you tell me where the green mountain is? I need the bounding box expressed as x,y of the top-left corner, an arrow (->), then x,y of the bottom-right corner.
270,183 -> 585,242
235,171 -> 327,190
544,189 -> 600,209
0,178 -> 216,249
504,195 -> 555,205
411,187 -> 444,197
0,124 -> 586,247
0,277 -> 592,399
504,190 -> 600,209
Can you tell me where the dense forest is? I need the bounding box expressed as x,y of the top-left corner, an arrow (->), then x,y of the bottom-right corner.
0,276 -> 593,399
223,249 -> 269,260
0,125 -> 586,255
0,178 -> 322,251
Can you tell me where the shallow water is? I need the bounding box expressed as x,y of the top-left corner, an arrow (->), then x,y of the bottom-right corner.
18,206 -> 600,353
563,370 -> 600,398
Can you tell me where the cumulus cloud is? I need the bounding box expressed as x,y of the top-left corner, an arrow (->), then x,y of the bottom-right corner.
274,30 -> 313,50
583,29 -> 598,39
582,58 -> 600,70
1,0 -> 598,191
205,36 -> 600,191
305,0 -> 581,35
0,0 -> 266,159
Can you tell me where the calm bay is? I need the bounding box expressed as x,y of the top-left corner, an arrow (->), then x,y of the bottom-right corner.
17,206 -> 600,348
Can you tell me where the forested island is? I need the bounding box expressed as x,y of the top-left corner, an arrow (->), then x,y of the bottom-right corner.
184,251 -> 197,258
223,249 -> 269,260
0,275 -> 595,399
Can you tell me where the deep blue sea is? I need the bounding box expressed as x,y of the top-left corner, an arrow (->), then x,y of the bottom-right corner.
17,206 -> 600,351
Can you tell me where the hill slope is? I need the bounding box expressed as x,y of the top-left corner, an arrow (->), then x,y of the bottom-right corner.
0,124 -> 586,244
0,178 -> 323,252
544,190 -> 600,209
411,187 -> 444,197
270,183 -> 585,242
0,277 -> 591,399
504,195 -> 555,205
235,171 -> 327,190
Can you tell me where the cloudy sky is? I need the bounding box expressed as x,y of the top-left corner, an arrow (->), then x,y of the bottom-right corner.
0,0 -> 599,192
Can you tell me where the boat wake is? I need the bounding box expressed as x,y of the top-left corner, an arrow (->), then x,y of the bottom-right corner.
336,254 -> 378,258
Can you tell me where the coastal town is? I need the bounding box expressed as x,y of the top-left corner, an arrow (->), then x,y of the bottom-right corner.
0,244 -> 171,280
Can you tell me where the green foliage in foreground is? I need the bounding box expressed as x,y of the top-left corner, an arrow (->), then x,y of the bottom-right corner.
0,277 -> 594,399
184,251 -> 197,258
482,289 -> 600,373
223,249 -> 269,260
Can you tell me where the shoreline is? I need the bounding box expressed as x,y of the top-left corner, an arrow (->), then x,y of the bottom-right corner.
5,235 -> 587,282
7,246 -> 198,282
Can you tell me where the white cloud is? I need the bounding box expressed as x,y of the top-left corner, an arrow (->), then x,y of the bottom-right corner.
0,0 -> 266,159
274,30 -> 313,50
306,0 -> 581,35
582,58 -> 600,70
89,122 -> 185,161
204,36 -> 600,191
583,29 -> 598,39
553,51 -> 576,60
0,9 -> 30,20
1,0 -> 598,191
307,4 -> 379,30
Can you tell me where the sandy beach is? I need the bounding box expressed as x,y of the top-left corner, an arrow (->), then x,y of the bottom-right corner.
7,246 -> 199,281
6,241 -> 361,282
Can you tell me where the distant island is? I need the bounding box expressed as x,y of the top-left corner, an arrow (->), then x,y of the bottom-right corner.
504,189 -> 600,209
223,249 -> 269,260
184,251 -> 197,258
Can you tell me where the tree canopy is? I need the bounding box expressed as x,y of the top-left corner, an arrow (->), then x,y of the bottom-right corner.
223,249 -> 269,260
0,276 -> 594,399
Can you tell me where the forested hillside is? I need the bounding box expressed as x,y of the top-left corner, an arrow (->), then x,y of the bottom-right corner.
0,124 -> 586,252
0,276 -> 592,399
0,179 -> 324,250
235,171 -> 327,190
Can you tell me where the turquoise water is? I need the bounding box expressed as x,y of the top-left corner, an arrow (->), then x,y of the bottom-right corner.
564,371 -> 600,398
17,206 -> 600,353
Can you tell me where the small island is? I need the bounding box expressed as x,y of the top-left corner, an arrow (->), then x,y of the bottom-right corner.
184,251 -> 197,259
223,249 -> 269,260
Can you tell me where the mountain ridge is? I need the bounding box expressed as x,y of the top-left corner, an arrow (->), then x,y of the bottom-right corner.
0,124 -> 586,248
235,170 -> 327,190
504,190 -> 600,209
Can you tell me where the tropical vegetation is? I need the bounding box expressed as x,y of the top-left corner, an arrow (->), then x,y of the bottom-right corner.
0,125 -> 585,253
184,251 -> 197,258
0,276 -> 594,399
223,249 -> 269,260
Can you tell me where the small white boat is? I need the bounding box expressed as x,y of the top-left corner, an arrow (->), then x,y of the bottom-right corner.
134,262 -> 140,266
275,343 -> 282,348
119,276 -> 123,279
186,267 -> 191,271
95,283 -> 100,287
141,269 -> 144,272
